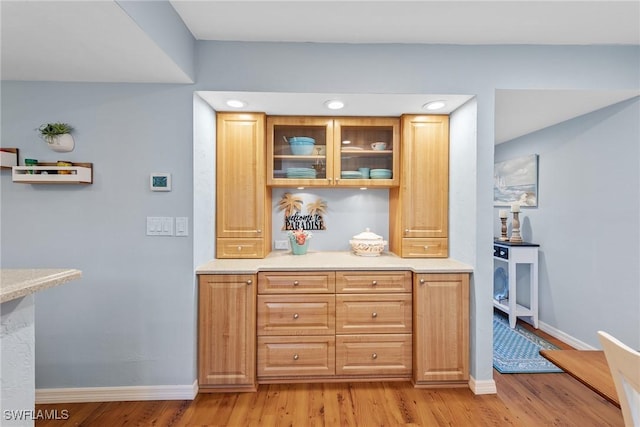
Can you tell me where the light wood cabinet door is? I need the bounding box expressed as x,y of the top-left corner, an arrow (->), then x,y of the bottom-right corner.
390,115 -> 449,257
216,113 -> 270,258
266,116 -> 400,188
198,274 -> 256,391
413,273 -> 469,384
332,117 -> 400,188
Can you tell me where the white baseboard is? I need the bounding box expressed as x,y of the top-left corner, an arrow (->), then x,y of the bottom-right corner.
36,380 -> 198,404
538,320 -> 596,350
468,376 -> 497,395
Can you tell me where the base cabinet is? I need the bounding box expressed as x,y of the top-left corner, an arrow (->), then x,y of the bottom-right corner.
198,274 -> 257,392
413,273 -> 469,384
198,271 -> 469,391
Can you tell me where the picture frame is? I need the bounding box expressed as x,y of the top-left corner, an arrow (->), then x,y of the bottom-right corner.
150,173 -> 171,192
494,154 -> 538,207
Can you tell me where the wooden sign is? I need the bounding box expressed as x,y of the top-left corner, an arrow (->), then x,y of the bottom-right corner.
277,192 -> 327,231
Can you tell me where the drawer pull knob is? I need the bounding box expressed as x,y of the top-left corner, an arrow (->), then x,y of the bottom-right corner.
371,280 -> 377,286
420,278 -> 425,284
293,313 -> 299,319
293,281 -> 299,286
372,353 -> 378,360
246,279 -> 253,285
423,245 -> 429,250
372,312 -> 378,318
237,246 -> 242,251
257,229 -> 262,234
293,354 -> 299,360
405,229 -> 409,234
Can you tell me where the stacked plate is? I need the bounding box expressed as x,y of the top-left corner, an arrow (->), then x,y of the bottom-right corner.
341,171 -> 363,179
286,167 -> 317,178
370,169 -> 392,179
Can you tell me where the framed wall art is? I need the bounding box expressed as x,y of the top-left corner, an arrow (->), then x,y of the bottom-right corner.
494,154 -> 538,207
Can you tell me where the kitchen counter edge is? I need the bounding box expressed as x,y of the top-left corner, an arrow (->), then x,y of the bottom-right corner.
1,269 -> 82,303
196,251 -> 473,275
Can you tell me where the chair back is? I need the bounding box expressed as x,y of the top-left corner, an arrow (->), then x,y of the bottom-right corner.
598,331 -> 640,427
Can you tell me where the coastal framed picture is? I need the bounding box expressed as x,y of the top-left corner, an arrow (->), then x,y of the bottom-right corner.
493,154 -> 538,207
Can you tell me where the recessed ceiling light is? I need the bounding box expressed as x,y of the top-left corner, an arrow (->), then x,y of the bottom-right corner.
422,100 -> 446,111
324,100 -> 345,110
226,99 -> 246,108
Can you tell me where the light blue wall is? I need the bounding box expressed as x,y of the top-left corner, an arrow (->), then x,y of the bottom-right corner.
494,97 -> 640,349
1,41 -> 638,389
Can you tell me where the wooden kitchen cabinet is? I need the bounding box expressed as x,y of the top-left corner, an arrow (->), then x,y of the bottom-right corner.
198,274 -> 257,392
413,273 -> 469,385
335,271 -> 412,378
216,113 -> 271,258
389,115 -> 449,258
257,271 -> 336,380
266,116 -> 399,188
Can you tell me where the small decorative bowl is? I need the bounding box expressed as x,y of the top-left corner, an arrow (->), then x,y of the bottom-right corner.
349,228 -> 387,257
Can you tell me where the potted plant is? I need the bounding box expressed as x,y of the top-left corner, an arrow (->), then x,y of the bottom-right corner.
38,122 -> 74,152
287,229 -> 312,255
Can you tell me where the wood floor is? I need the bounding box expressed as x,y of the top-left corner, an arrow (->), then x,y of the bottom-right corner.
35,324 -> 624,427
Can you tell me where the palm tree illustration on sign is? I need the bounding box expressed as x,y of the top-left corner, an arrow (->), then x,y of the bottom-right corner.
277,192 -> 303,216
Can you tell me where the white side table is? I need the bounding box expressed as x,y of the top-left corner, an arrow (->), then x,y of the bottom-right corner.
493,240 -> 539,328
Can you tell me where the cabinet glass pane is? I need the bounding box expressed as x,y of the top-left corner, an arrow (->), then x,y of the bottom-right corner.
339,126 -> 394,180
272,125 -> 328,181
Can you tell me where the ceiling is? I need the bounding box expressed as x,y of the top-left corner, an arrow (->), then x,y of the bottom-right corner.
1,1 -> 639,143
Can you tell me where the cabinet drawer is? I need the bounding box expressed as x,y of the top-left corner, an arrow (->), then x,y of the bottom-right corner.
336,271 -> 411,293
216,238 -> 266,259
401,238 -> 448,258
336,294 -> 412,334
258,271 -> 335,294
258,336 -> 335,377
257,295 -> 335,336
336,334 -> 412,376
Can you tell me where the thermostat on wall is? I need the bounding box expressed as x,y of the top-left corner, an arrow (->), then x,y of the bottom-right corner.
150,173 -> 171,191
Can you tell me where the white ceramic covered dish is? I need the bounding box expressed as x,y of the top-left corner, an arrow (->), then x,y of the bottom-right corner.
349,228 -> 387,256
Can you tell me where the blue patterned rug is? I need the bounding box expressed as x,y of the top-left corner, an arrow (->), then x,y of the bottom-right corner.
493,312 -> 563,373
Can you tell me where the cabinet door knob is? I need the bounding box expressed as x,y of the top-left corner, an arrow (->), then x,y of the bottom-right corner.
371,353 -> 378,360
256,229 -> 262,234
372,312 -> 377,318
293,280 -> 299,286
419,278 -> 425,284
404,229 -> 409,235
293,354 -> 299,360
246,279 -> 253,285
293,313 -> 299,319
371,280 -> 377,286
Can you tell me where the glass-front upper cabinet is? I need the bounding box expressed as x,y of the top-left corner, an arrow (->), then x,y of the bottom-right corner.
333,117 -> 399,188
266,116 -> 399,188
267,116 -> 334,187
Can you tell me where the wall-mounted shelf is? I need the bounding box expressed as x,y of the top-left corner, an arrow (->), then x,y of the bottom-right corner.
12,162 -> 93,184
1,148 -> 19,169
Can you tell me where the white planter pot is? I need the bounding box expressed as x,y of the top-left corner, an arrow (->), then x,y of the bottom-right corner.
46,133 -> 74,152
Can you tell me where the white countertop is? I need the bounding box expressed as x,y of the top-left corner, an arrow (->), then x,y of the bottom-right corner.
196,251 -> 473,274
0,269 -> 82,303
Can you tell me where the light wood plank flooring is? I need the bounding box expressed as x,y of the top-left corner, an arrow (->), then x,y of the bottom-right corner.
35,323 -> 623,426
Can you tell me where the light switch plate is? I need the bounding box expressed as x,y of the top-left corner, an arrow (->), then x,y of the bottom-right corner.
175,217 -> 188,237
146,217 -> 173,236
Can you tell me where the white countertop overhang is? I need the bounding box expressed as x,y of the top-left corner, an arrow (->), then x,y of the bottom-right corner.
196,251 -> 473,275
1,269 -> 82,303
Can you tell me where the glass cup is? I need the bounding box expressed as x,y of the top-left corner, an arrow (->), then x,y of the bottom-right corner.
358,167 -> 370,178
